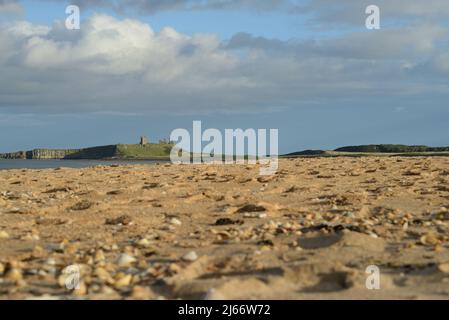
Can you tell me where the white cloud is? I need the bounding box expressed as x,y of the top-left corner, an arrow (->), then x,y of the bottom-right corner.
0,14 -> 448,115
0,0 -> 22,15
41,0 -> 288,15
296,0 -> 449,26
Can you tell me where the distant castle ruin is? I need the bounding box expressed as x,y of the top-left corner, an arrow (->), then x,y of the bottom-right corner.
140,135 -> 149,145
140,135 -> 173,145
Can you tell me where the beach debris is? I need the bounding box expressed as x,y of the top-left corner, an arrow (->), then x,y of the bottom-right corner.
44,187 -> 71,193
105,215 -> 132,226
214,218 -> 243,226
106,190 -> 124,195
257,239 -> 274,246
114,273 -> 132,288
135,238 -> 152,248
419,234 -> 441,246
438,263 -> 449,273
0,231 -> 10,239
143,183 -> 160,190
117,253 -> 136,267
182,251 -> 198,262
5,267 -> 23,281
243,212 -> 267,219
300,223 -> 363,234
170,218 -> 182,226
69,200 -> 93,211
131,286 -> 156,299
403,170 -> 421,176
236,204 -> 266,214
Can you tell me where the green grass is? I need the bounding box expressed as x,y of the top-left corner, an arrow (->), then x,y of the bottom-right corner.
281,150 -> 449,158
115,144 -> 173,159
334,144 -> 449,153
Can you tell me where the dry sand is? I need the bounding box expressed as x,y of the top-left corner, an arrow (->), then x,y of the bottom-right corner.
1,157 -> 449,300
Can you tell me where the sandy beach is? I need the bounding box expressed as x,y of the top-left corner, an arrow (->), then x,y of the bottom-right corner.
1,157 -> 449,300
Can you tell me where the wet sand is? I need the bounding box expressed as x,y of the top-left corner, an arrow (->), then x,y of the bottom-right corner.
1,157 -> 449,299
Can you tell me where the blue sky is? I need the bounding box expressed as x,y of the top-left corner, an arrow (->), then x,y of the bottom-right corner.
20,0 -> 313,40
1,0 -> 449,153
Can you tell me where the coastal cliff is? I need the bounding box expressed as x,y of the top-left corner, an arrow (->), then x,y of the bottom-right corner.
0,149 -> 81,160
29,149 -> 82,159
0,143 -> 172,160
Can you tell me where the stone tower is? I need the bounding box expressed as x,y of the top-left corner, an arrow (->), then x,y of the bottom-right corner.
140,135 -> 149,145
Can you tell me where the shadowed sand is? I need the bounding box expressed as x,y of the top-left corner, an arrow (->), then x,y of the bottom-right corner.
1,157 -> 449,299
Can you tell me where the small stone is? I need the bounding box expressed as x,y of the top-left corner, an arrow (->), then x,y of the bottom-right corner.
257,239 -> 274,246
105,215 -> 132,226
21,233 -> 40,241
420,234 -> 440,246
73,282 -> 88,296
69,200 -> 93,211
131,286 -> 156,299
215,218 -> 242,226
114,273 -> 132,288
100,285 -> 117,295
117,253 -> 136,267
94,250 -> 106,262
135,238 -> 151,248
236,204 -> 266,214
0,231 -> 10,239
0,263 -> 4,275
94,267 -> 114,283
438,263 -> 449,273
181,251 -> 198,262
5,268 -> 22,281
168,263 -> 181,274
170,218 -> 182,226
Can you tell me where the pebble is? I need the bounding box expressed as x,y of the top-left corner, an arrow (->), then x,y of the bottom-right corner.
0,231 -> 9,239
73,282 -> 88,296
105,215 -> 132,226
114,273 -> 132,288
181,251 -> 198,262
5,268 -> 23,281
170,218 -> 182,226
0,263 -> 4,275
420,234 -> 440,246
135,238 -> 152,248
117,253 -> 136,267
438,263 -> 449,273
94,267 -> 114,283
21,233 -> 40,241
168,263 -> 182,274
94,250 -> 106,262
131,286 -> 156,299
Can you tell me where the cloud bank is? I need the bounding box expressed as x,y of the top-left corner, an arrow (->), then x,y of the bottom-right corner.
0,0 -> 22,14
1,1 -> 449,115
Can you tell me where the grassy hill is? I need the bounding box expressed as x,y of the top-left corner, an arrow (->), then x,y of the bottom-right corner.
0,143 -> 174,160
115,143 -> 173,159
283,144 -> 449,158
334,144 -> 449,153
